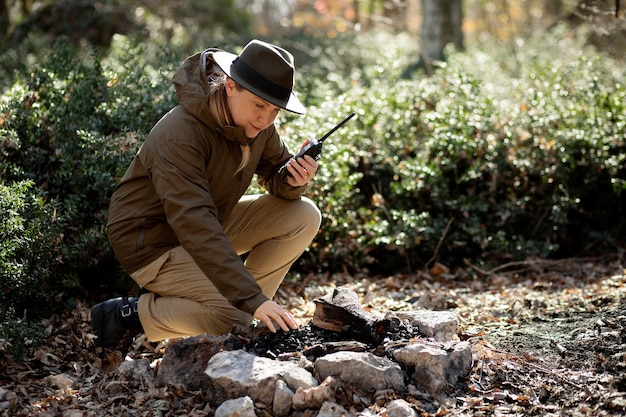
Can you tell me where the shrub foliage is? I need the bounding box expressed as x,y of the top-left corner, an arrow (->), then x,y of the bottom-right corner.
286,31 -> 625,273
0,180 -> 59,359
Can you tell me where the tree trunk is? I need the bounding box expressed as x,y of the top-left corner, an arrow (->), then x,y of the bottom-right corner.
0,0 -> 8,36
561,0 -> 626,58
545,0 -> 564,18
383,0 -> 409,31
419,0 -> 464,66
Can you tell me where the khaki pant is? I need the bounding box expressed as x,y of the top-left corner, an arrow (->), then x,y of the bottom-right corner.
130,194 -> 321,341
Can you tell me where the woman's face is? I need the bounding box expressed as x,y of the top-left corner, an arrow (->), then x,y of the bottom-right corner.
225,78 -> 281,138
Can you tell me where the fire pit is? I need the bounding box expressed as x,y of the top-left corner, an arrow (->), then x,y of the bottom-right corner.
151,286 -> 473,415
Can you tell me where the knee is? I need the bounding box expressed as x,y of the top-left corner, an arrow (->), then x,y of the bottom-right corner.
298,196 -> 322,230
265,195 -> 321,241
286,197 -> 321,242
271,197 -> 321,244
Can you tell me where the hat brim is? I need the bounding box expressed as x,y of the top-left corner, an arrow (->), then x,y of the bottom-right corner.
213,51 -> 306,115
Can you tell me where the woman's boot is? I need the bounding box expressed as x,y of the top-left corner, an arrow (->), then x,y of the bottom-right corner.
90,296 -> 143,349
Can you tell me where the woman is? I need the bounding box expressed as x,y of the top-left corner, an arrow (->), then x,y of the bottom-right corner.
91,39 -> 321,350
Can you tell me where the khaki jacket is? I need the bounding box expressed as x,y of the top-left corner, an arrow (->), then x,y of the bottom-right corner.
107,49 -> 307,314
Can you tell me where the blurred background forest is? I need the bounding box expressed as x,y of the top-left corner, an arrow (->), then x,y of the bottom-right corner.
0,0 -> 625,356
1,0 -> 625,59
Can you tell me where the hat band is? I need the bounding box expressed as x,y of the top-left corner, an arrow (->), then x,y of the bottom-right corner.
232,57 -> 292,103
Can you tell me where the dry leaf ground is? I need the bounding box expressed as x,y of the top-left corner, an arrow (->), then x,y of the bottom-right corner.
1,254 -> 625,416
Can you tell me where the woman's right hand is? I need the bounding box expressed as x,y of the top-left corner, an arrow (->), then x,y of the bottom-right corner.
253,300 -> 299,333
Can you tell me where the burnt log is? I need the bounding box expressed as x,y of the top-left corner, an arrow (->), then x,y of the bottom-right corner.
301,340 -> 369,358
312,287 -> 391,345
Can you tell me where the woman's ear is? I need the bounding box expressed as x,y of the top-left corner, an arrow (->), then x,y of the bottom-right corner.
225,78 -> 236,97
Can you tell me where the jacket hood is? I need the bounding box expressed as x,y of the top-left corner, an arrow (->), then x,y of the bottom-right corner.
172,49 -> 251,146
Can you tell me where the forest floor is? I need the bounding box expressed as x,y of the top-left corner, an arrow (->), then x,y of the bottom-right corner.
2,253 -> 626,416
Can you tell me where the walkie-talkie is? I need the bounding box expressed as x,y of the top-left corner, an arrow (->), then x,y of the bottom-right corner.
281,112 -> 355,180
292,112 -> 356,161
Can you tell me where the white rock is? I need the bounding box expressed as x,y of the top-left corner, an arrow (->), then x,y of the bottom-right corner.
205,349 -> 317,405
396,310 -> 459,342
272,379 -> 294,417
391,340 -> 472,394
215,396 -> 256,417
386,399 -> 417,417
314,351 -> 405,392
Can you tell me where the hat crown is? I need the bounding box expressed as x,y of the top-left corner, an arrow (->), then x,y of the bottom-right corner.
231,40 -> 294,103
240,41 -> 294,87
212,39 -> 306,114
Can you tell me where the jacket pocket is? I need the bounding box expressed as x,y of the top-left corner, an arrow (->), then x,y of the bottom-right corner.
130,250 -> 171,288
136,218 -> 147,251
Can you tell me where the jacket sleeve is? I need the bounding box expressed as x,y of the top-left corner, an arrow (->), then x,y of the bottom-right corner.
255,128 -> 309,199
140,120 -> 269,314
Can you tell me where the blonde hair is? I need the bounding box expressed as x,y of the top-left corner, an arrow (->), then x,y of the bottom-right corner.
207,73 -> 250,173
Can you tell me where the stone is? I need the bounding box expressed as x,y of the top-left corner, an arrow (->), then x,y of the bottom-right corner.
157,333 -> 242,390
386,399 -> 418,417
205,349 -> 317,406
0,387 -> 17,413
317,401 -> 349,417
116,358 -> 155,387
314,351 -> 405,393
43,373 -> 75,394
292,376 -> 335,410
396,310 -> 459,342
391,340 -> 472,395
104,359 -> 155,395
215,396 -> 256,417
272,379 -> 294,417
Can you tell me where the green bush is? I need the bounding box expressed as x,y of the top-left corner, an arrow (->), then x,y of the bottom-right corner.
406,31 -> 626,267
285,30 -> 625,272
0,37 -> 177,295
0,180 -> 58,359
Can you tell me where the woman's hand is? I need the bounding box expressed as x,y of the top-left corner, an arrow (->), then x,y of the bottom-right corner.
285,140 -> 319,187
254,300 -> 299,333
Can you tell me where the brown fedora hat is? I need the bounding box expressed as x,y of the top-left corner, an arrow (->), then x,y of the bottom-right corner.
213,39 -> 306,115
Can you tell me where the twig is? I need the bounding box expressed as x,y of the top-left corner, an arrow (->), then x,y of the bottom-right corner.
487,345 -> 585,390
513,356 -> 584,390
463,258 -> 490,276
425,217 -> 454,269
464,254 -> 620,277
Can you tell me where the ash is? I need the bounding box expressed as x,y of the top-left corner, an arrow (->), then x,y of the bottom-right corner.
243,316 -> 421,360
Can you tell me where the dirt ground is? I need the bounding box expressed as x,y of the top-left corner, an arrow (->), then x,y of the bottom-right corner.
1,254 -> 625,416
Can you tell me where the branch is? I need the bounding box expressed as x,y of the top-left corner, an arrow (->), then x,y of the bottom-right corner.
425,217 -> 454,269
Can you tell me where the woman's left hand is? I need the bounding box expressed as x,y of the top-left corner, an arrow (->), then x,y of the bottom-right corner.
285,140 -> 318,187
